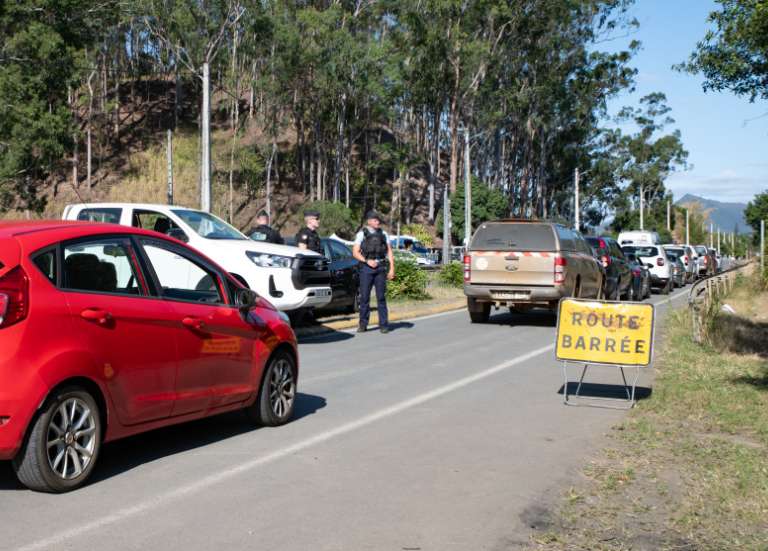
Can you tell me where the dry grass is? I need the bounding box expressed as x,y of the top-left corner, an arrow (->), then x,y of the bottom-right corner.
530,278 -> 768,550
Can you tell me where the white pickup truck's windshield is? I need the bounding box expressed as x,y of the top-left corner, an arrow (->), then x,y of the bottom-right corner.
172,209 -> 246,240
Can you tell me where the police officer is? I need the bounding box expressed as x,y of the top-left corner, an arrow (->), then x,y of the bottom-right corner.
249,210 -> 284,244
295,209 -> 323,254
353,210 -> 395,334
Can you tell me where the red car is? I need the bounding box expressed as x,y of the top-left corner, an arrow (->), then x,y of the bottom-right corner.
0,221 -> 298,492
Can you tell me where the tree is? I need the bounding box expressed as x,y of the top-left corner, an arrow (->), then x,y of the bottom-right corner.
745,190 -> 768,242
299,200 -> 357,239
447,177 -> 507,242
681,0 -> 768,101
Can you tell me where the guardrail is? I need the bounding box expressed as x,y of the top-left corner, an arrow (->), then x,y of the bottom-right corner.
688,261 -> 753,344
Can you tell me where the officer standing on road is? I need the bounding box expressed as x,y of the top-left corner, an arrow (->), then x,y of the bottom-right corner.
295,210 -> 323,254
248,210 -> 284,244
353,210 -> 395,334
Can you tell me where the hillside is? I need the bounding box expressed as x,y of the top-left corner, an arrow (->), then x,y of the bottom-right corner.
676,193 -> 751,234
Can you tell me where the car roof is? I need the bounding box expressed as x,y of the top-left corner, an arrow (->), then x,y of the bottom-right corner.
1,220 -> 173,247
67,202 -> 196,211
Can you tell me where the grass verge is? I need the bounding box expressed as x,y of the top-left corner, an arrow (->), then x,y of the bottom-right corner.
531,277 -> 768,550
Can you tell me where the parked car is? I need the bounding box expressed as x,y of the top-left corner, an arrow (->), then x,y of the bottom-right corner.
624,251 -> 652,301
694,245 -> 715,277
315,238 -> 360,314
390,235 -> 438,265
0,221 -> 298,492
585,236 -> 633,300
463,220 -> 603,323
617,230 -> 662,246
621,244 -> 673,294
663,244 -> 697,283
63,203 -> 332,315
663,249 -> 687,288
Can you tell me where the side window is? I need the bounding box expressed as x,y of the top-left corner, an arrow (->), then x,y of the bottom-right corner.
32,250 -> 56,283
132,210 -> 181,237
330,240 -> 351,261
556,226 -> 575,251
62,239 -> 144,296
141,241 -> 225,304
76,208 -> 122,224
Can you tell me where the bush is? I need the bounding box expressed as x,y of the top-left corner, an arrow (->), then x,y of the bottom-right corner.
387,257 -> 429,300
401,223 -> 434,247
438,261 -> 464,287
300,200 -> 357,239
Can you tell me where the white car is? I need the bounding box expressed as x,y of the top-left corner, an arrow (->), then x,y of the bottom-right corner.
62,203 -> 332,313
617,230 -> 661,246
663,244 -> 697,283
621,244 -> 673,294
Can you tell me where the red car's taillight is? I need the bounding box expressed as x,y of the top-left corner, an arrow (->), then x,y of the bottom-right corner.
601,255 -> 611,268
554,256 -> 567,284
657,257 -> 665,267
0,266 -> 29,328
463,254 -> 471,283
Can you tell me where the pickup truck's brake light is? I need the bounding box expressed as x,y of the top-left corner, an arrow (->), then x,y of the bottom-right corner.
554,256 -> 567,284
463,254 -> 471,283
601,255 -> 611,268
657,257 -> 665,267
0,266 -> 29,328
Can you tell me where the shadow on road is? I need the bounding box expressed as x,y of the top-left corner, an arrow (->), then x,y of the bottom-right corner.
298,328 -> 356,344
557,383 -> 653,401
488,308 -> 557,328
0,393 -> 326,491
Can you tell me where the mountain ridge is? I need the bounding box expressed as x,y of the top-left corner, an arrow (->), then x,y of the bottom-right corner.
676,193 -> 751,234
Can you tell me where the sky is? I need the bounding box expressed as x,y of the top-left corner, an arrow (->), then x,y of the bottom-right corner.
605,0 -> 768,205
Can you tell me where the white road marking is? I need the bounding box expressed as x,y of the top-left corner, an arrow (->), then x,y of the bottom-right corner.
14,342 -> 555,551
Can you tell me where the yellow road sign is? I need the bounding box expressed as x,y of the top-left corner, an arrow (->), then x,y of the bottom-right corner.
556,299 -> 655,367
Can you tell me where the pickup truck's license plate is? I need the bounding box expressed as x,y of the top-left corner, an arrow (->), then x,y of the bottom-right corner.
492,291 -> 529,300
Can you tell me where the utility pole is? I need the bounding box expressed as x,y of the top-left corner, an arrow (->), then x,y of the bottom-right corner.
464,128 -> 471,247
442,186 -> 451,265
709,223 -> 714,249
685,209 -> 689,246
166,129 -> 173,205
717,228 -> 721,253
574,167 -> 580,230
639,184 -> 644,230
667,200 -> 671,232
761,220 -> 765,273
200,62 -> 211,212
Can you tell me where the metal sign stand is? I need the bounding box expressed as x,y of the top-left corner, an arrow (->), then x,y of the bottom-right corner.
562,361 -> 642,410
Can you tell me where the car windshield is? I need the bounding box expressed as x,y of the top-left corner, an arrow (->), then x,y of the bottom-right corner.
622,246 -> 658,258
695,246 -> 708,255
471,223 -> 556,252
172,209 -> 246,240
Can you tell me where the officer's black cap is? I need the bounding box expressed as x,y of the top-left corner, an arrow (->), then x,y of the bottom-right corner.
304,209 -> 320,218
365,210 -> 382,221
257,210 -> 269,218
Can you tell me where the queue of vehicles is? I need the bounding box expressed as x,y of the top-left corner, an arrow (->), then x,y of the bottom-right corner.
462,224 -> 730,323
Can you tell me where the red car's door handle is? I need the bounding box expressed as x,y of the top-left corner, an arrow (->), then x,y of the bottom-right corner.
182,317 -> 206,331
80,308 -> 112,325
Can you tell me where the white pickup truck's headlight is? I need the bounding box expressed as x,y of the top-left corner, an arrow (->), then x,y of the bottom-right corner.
246,252 -> 294,269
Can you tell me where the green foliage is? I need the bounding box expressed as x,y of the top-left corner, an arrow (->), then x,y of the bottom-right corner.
681,0 -> 768,102
745,191 -> 768,243
446,178 -> 507,243
400,224 -> 434,247
438,261 -> 464,288
387,257 -> 429,300
300,200 -> 357,238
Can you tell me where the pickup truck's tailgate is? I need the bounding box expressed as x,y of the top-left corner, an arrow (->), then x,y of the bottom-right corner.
470,251 -> 554,286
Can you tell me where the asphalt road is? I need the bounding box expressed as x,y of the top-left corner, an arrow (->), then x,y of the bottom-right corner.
0,288 -> 691,551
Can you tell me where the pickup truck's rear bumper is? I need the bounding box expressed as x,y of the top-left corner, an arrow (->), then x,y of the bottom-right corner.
464,283 -> 566,305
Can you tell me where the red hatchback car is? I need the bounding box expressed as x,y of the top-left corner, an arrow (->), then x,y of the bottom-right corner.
0,221 -> 298,492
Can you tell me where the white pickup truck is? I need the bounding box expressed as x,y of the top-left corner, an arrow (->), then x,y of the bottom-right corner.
62,203 -> 332,313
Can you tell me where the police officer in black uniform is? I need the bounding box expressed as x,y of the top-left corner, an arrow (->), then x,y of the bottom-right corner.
295,209 -> 323,254
248,211 -> 284,244
353,210 -> 395,334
